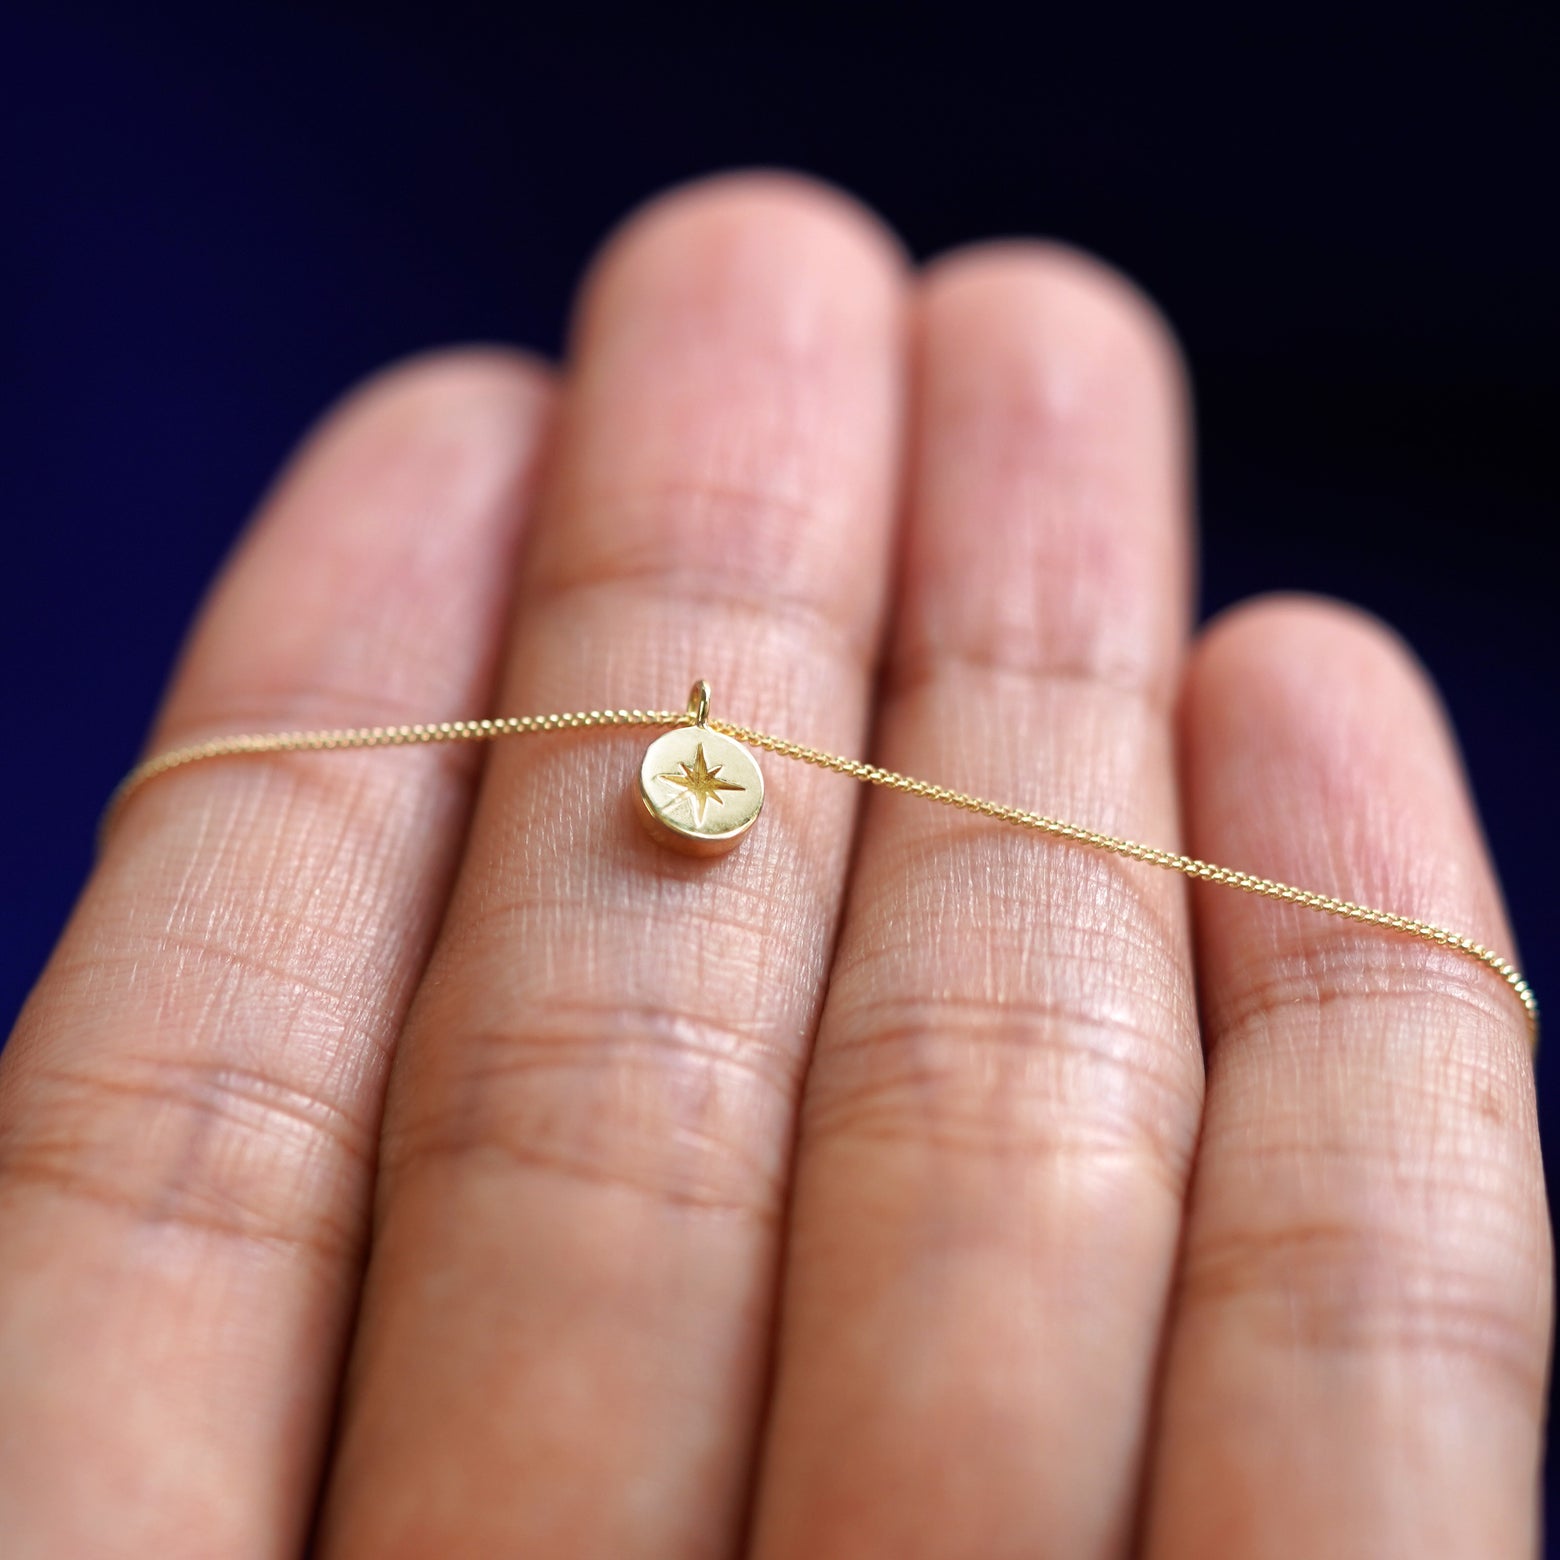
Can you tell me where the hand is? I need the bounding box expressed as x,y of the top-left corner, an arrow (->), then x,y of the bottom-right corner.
2,173 -> 1548,1558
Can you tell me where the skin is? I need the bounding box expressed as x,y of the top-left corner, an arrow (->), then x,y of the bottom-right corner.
0,173 -> 1548,1558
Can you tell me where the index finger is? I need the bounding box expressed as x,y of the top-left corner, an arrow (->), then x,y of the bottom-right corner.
0,352 -> 552,1556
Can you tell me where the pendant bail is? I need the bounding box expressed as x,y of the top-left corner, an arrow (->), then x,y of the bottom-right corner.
687,679 -> 712,727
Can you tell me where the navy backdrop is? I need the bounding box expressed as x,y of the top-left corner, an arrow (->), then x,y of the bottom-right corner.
3,0 -> 1556,1533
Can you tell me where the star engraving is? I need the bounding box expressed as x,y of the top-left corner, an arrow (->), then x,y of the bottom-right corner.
658,743 -> 746,827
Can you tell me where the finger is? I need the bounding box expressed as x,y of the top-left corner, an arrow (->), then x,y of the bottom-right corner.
1143,598 -> 1550,1558
0,352 -> 552,1557
319,176 -> 907,1557
750,247 -> 1200,1559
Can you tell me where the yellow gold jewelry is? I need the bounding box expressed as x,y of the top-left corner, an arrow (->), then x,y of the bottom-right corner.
103,679 -> 1539,1042
637,682 -> 764,854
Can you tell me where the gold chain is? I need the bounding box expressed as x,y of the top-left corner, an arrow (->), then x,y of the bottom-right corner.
103,698 -> 1539,1042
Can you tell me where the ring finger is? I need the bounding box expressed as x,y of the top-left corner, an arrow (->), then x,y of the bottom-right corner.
751,245 -> 1200,1558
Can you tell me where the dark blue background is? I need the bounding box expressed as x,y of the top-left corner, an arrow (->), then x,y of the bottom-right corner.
3,0 -> 1556,1533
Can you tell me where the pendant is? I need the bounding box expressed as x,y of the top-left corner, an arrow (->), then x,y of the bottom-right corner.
638,681 -> 764,855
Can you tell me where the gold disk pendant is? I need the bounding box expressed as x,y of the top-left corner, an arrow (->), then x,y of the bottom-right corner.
638,682 -> 764,856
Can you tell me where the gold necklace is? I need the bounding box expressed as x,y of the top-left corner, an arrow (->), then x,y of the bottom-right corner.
103,679 -> 1539,1042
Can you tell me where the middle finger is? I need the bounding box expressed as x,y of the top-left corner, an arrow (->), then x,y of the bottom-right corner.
319,175 -> 907,1557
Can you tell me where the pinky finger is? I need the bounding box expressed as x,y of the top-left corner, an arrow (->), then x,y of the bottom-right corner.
1144,596 -> 1551,1558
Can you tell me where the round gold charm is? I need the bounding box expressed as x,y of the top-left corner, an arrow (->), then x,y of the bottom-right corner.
638,686 -> 763,856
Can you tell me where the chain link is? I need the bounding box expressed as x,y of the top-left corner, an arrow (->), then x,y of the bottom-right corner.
103,700 -> 1539,1043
